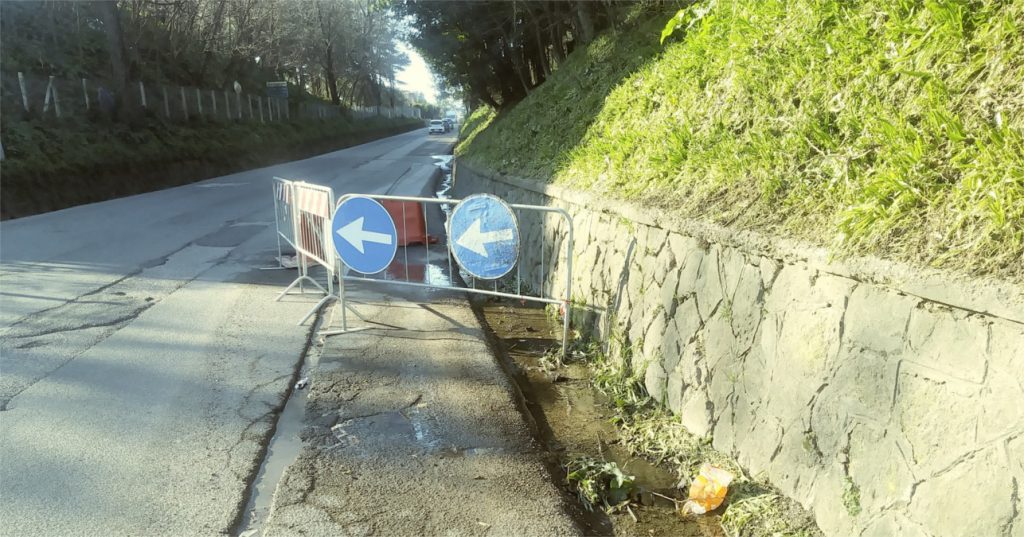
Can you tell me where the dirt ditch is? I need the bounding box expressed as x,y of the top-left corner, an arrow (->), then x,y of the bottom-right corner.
478,300 -> 728,537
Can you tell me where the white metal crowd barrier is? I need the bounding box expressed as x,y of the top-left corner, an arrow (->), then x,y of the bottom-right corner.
275,181 -> 335,323
331,194 -> 574,358
271,177 -> 296,265
268,185 -> 575,357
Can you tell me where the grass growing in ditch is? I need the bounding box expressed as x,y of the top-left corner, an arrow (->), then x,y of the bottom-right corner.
565,456 -> 636,513
574,339 -> 821,537
459,0 -> 1024,281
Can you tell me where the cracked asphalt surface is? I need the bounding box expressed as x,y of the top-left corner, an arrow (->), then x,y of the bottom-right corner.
0,130 -> 458,535
260,285 -> 581,537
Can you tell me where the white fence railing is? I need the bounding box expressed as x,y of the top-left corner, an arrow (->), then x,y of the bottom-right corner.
2,71 -> 423,122
351,105 -> 422,120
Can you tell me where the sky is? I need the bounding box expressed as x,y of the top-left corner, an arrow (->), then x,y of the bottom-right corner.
396,43 -> 438,104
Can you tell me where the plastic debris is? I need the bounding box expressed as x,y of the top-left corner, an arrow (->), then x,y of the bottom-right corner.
277,255 -> 298,268
295,377 -> 309,390
681,464 -> 734,515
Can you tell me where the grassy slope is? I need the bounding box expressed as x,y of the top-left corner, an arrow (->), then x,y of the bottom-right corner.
459,0 -> 1024,281
1,115 -> 421,219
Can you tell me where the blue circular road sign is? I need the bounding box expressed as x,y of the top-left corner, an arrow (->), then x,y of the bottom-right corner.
449,194 -> 520,280
332,196 -> 398,274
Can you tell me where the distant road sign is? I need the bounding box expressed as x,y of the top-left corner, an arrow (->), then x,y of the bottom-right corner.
266,81 -> 288,99
449,194 -> 520,280
332,196 -> 397,274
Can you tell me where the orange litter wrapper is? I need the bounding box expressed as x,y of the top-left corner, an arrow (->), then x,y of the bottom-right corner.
681,464 -> 734,515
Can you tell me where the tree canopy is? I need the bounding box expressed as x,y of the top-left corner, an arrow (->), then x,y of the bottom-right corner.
399,0 -> 622,109
0,0 -> 413,107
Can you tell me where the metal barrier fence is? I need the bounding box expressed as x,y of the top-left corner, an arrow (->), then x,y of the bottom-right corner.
294,182 -> 335,272
267,181 -> 575,356
276,182 -> 335,323
271,177 -> 296,265
330,193 -> 575,358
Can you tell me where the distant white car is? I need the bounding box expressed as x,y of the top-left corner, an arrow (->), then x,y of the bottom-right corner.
428,120 -> 445,134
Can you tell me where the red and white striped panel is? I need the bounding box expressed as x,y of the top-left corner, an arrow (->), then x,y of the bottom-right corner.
294,187 -> 330,218
297,213 -> 327,266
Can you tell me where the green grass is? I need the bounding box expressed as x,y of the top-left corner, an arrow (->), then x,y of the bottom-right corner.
720,487 -> 819,537
842,476 -> 863,517
459,0 -> 1024,281
564,456 -> 636,513
576,340 -> 821,536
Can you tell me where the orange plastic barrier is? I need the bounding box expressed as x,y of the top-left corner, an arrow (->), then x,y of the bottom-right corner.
381,200 -> 438,246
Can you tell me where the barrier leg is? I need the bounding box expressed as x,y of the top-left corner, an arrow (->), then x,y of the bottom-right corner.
298,294 -> 336,326
275,274 -> 327,301
340,266 -> 348,332
317,268 -> 374,337
276,260 -> 328,301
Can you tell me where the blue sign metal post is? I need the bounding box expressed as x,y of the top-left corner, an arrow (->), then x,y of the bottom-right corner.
448,194 -> 520,280
332,196 -> 398,274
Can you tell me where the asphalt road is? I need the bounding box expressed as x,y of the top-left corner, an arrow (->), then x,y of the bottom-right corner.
259,283 -> 582,537
0,129 -> 457,536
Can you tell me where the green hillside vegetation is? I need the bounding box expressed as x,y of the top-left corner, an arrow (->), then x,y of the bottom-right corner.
1,116 -> 420,219
458,0 -> 1024,281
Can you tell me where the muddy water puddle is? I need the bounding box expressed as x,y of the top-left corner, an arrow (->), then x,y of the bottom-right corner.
481,301 -> 725,537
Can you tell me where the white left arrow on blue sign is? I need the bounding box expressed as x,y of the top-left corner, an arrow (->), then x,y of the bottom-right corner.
455,219 -> 514,258
448,194 -> 520,280
331,196 -> 398,274
337,217 -> 394,254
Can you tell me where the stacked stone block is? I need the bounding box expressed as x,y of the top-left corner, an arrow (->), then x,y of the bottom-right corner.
456,162 -> 1024,537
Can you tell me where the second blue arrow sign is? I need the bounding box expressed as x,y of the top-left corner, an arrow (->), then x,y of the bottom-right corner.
448,194 -> 520,280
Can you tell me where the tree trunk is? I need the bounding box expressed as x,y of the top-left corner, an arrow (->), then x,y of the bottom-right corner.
575,2 -> 595,45
490,11 -> 531,99
96,1 -> 129,100
531,16 -> 551,78
316,1 -> 341,105
605,1 -> 617,31
196,0 -> 228,86
323,43 -> 340,104
507,40 -> 531,95
542,2 -> 566,65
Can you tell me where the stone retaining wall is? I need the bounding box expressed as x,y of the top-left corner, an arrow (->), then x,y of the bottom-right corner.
455,161 -> 1024,537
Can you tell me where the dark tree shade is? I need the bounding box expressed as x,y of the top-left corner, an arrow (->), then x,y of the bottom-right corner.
399,0 -> 619,109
